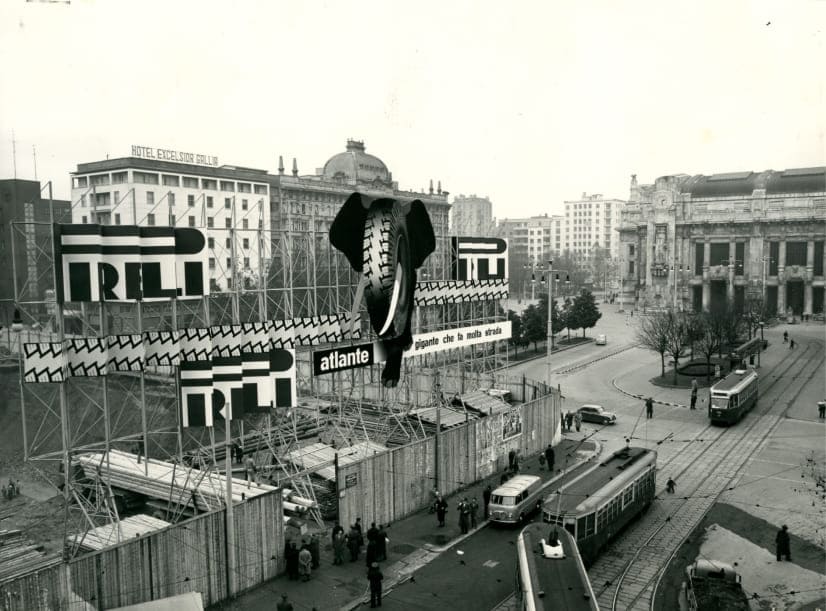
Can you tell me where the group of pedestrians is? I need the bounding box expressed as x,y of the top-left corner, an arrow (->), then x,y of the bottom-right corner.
284,534 -> 320,583
783,330 -> 796,349
560,410 -> 581,432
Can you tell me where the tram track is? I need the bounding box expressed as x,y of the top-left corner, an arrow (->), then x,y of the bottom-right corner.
587,340 -> 825,610
553,343 -> 639,375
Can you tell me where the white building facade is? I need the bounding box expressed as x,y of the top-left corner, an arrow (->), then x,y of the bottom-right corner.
563,193 -> 624,260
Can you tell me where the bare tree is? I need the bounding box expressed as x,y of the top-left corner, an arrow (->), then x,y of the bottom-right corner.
636,311 -> 670,376
664,310 -> 689,384
694,312 -> 721,383
742,294 -> 767,340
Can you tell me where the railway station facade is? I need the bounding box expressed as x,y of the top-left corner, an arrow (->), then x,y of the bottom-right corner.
617,167 -> 826,317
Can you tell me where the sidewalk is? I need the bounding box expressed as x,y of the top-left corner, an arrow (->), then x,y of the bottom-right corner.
216,438 -> 599,611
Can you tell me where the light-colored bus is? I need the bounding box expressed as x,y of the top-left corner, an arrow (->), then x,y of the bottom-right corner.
488,474 -> 543,524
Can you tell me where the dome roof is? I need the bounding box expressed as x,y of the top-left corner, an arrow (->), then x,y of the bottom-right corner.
322,140 -> 391,184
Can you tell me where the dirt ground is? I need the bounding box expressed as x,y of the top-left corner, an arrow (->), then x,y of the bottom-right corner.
654,503 -> 826,611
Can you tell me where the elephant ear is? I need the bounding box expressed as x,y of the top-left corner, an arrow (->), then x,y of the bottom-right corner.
329,192 -> 371,272
405,199 -> 436,269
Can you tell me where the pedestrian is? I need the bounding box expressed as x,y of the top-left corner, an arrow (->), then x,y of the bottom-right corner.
690,379 -> 698,410
308,533 -> 320,569
645,397 -> 654,419
565,411 -> 574,431
348,525 -> 361,561
276,593 -> 294,611
298,544 -> 312,581
331,521 -> 344,548
459,498 -> 470,534
511,452 -> 520,474
354,517 -> 364,540
470,497 -> 479,529
244,455 -> 257,487
367,521 -> 379,544
818,401 -> 826,419
133,441 -> 143,464
285,541 -> 299,580
574,411 -> 582,432
538,452 -> 546,470
783,330 -> 788,343
790,339 -> 795,349
365,538 -> 378,567
333,530 -> 346,565
376,524 -> 387,562
560,411 -> 565,432
508,449 -> 516,470
776,524 -> 791,561
435,495 -> 448,527
666,477 -> 676,494
367,561 -> 384,608
483,484 -> 492,520
544,444 -> 555,473
500,471 -> 509,485
231,442 -> 240,463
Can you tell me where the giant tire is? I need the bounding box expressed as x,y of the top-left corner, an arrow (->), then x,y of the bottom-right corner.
362,200 -> 413,339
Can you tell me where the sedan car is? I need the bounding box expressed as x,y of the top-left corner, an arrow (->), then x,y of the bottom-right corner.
577,404 -> 617,424
595,334 -> 607,345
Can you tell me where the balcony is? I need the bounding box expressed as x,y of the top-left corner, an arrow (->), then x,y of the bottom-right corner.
783,265 -> 811,281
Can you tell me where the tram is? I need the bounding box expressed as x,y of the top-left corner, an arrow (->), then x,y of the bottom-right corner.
708,368 -> 759,425
542,446 -> 657,566
515,523 -> 598,611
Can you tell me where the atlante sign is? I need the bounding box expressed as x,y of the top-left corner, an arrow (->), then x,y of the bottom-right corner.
54,225 -> 209,303
312,344 -> 374,376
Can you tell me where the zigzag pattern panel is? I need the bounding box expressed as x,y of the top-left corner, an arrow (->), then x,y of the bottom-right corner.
269,313 -> 361,347
414,279 -> 509,305
240,322 -> 270,353
144,331 -> 180,366
107,334 -> 145,372
23,342 -> 65,383
210,325 -> 244,358
66,338 -> 108,377
179,328 -> 211,362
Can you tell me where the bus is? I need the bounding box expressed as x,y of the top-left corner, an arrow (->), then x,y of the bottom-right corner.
515,522 -> 598,611
709,368 -> 759,425
542,446 -> 657,566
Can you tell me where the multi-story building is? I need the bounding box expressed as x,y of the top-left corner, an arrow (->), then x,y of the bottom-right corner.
496,214 -> 563,299
563,193 -> 624,260
71,151 -> 271,293
450,194 -> 494,237
0,179 -> 71,320
617,168 -> 826,316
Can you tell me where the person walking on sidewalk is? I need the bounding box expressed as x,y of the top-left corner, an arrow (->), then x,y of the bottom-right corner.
470,497 -> 479,528
331,521 -> 344,549
666,477 -> 676,494
458,498 -> 471,534
365,537 -> 378,568
348,524 -> 361,561
367,562 -> 384,608
776,525 -> 791,561
545,444 -> 555,473
367,522 -> 379,545
565,411 -> 574,431
508,449 -> 516,471
276,594 -> 294,611
690,379 -> 698,410
818,401 -> 826,419
376,525 -> 388,562
333,529 -> 346,565
574,411 -> 582,432
645,397 -> 654,419
435,495 -> 448,527
483,485 -> 492,520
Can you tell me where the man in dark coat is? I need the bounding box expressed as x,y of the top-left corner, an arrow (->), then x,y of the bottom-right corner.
690,379 -> 698,410
544,444 -> 555,473
367,522 -> 379,544
645,397 -> 654,419
348,525 -> 361,562
776,524 -> 791,561
365,538 -> 378,567
285,541 -> 299,580
331,521 -> 344,548
508,449 -> 516,470
367,562 -> 384,608
376,524 -> 388,562
458,498 -> 470,534
483,484 -> 493,520
435,495 -> 448,527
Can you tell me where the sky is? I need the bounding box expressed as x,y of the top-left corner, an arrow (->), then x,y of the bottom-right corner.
0,0 -> 823,218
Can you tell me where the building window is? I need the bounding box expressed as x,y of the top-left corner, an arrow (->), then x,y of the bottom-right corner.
188,216 -> 196,227
74,176 -> 88,188
115,213 -> 121,225
629,260 -> 634,275
815,242 -> 824,276
146,191 -> 155,206
169,214 -> 175,226
242,219 -> 248,229
168,193 -> 175,206
244,257 -> 250,268
225,198 -> 232,209
226,258 -> 232,269
207,217 -> 214,228
162,174 -> 180,187
183,176 -> 199,188
134,171 -> 159,185
220,181 -> 235,192
242,238 -> 249,249
111,171 -> 128,184
209,257 -> 215,269
208,237 -> 215,248
735,242 -> 745,275
709,243 -> 729,266
785,241 -> 807,267
769,242 -> 779,275
206,196 -> 213,208
202,179 -> 217,190
254,184 -> 267,195
241,199 -> 248,211
238,182 -> 251,193
147,213 -> 156,226
187,194 -> 195,207
90,174 -> 110,186
82,215 -> 87,224
95,192 -> 111,207
226,237 -> 231,248
225,218 -> 232,228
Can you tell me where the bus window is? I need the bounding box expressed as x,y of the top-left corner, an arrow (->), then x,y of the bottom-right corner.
492,495 -> 516,506
711,396 -> 729,409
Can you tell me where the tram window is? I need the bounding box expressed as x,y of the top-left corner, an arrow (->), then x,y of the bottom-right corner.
565,522 -> 576,538
622,487 -> 633,508
598,508 -> 607,531
585,513 -> 596,536
731,395 -> 739,407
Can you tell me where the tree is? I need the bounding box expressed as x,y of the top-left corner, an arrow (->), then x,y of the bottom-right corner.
507,310 -> 526,357
664,310 -> 690,384
589,243 -> 612,300
742,294 -> 767,340
710,303 -> 742,358
561,297 -> 577,340
636,310 -> 671,376
571,289 -> 602,337
538,293 -> 565,349
522,304 -> 545,352
694,312 -> 722,383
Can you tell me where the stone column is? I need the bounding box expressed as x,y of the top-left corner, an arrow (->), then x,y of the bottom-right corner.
702,241 -> 710,310
777,240 -> 786,316
645,221 -> 654,290
727,241 -> 736,303
805,239 -> 815,316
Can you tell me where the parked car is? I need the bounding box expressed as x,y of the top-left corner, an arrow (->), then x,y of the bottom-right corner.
577,404 -> 617,424
595,334 -> 607,345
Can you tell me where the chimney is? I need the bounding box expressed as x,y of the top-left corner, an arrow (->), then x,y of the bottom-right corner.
437,180 -> 442,195
278,156 -> 285,175
429,179 -> 434,195
292,158 -> 298,177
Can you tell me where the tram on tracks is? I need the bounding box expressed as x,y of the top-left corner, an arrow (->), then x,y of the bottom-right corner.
708,368 -> 759,425
541,446 -> 657,566
515,522 -> 598,611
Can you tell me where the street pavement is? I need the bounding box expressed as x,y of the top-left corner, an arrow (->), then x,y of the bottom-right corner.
218,439 -> 599,611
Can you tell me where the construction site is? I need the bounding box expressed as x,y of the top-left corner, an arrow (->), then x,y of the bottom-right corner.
0,178 -> 561,609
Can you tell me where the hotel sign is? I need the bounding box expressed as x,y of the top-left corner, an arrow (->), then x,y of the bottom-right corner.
131,145 -> 219,167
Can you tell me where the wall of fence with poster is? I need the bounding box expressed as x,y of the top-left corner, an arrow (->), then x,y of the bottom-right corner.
336,377 -> 559,529
0,490 -> 284,611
